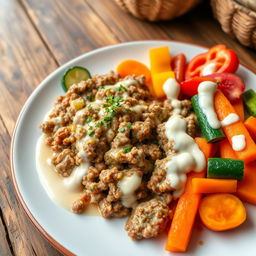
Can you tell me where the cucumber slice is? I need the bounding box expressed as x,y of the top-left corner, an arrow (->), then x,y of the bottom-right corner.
242,89 -> 256,117
61,66 -> 91,92
207,158 -> 244,181
192,95 -> 225,143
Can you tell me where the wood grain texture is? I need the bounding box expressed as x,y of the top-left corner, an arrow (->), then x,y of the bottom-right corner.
21,0 -> 120,64
0,117 -> 61,256
0,0 -> 57,134
0,0 -> 61,255
1,0 -> 256,255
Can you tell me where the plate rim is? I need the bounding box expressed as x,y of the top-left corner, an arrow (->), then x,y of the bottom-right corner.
10,39 -> 256,256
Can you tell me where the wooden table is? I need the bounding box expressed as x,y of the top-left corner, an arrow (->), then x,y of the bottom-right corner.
1,0 -> 256,255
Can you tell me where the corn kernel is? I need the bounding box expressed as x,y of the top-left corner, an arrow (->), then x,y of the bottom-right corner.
71,98 -> 85,110
69,124 -> 76,132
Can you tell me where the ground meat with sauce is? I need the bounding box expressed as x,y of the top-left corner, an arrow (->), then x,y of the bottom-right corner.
125,198 -> 170,240
40,71 -> 197,241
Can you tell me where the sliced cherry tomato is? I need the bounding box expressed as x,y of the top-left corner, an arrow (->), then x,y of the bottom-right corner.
180,77 -> 216,97
171,53 -> 186,83
185,45 -> 239,79
205,73 -> 245,103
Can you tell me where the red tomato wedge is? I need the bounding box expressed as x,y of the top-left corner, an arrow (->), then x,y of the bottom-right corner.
171,53 -> 186,83
206,73 -> 245,103
185,45 -> 239,79
180,77 -> 216,97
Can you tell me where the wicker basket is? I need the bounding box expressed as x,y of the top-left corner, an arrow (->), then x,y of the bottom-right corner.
211,0 -> 256,49
114,0 -> 201,21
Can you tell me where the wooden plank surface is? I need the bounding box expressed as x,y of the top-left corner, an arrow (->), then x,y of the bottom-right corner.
1,0 -> 256,255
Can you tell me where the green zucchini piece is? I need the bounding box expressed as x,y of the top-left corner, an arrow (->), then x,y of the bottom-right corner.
192,95 -> 225,143
207,158 -> 244,181
242,89 -> 256,117
61,66 -> 91,92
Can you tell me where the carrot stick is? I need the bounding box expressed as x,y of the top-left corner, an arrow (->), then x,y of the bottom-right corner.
220,139 -> 256,205
215,89 -> 256,163
233,99 -> 244,121
244,116 -> 256,140
192,178 -> 237,194
165,138 -> 215,252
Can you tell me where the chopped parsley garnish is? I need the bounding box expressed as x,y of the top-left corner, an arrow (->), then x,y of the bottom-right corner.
86,116 -> 93,124
104,95 -> 123,106
101,95 -> 124,126
86,95 -> 95,102
104,116 -> 112,121
119,127 -> 125,132
88,130 -> 95,136
126,124 -> 132,129
115,84 -> 127,92
88,104 -> 93,110
125,108 -> 131,112
95,121 -> 104,127
123,145 -> 132,153
99,85 -> 105,89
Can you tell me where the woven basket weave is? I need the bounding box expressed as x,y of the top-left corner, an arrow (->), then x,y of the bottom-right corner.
114,0 -> 200,21
211,0 -> 256,48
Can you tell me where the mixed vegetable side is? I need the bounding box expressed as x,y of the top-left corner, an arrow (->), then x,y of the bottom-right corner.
61,44 -> 256,253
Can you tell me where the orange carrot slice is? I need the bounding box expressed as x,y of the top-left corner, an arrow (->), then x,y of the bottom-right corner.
165,138 -> 215,252
192,178 -> 237,194
244,116 -> 256,140
215,89 -> 256,163
199,193 -> 246,231
220,139 -> 256,205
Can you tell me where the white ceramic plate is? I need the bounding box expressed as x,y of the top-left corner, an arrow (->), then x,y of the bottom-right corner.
11,41 -> 256,256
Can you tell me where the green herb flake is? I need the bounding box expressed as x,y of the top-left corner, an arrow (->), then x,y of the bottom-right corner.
88,130 -> 95,137
95,121 -> 104,127
119,127 -> 125,132
104,116 -> 112,121
86,95 -> 95,102
123,145 -> 132,153
86,117 -> 93,124
115,84 -> 127,92
126,124 -> 132,129
125,108 -> 131,112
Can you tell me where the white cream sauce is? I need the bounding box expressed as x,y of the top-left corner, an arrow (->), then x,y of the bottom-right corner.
232,135 -> 246,151
104,79 -> 138,99
63,163 -> 89,192
118,172 -> 142,208
201,62 -> 217,76
221,113 -> 239,127
36,136 -> 99,215
198,81 -> 220,129
163,78 -> 182,114
165,116 -> 206,197
163,78 -> 206,198
131,105 -> 147,114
